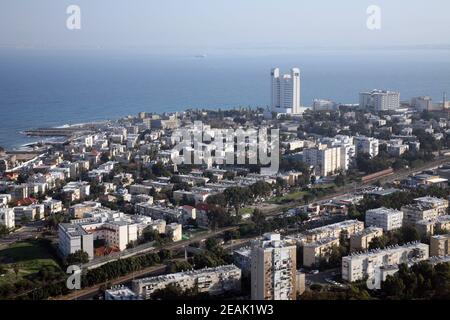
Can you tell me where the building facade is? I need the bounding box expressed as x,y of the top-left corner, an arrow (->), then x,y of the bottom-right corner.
271,68 -> 301,114
251,233 -> 297,300
365,207 -> 404,231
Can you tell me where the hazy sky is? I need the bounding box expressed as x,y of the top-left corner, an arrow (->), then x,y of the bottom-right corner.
1,0 -> 449,52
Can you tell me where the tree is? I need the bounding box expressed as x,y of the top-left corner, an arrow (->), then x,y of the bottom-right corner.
334,173 -> 346,187
66,250 -> 89,265
12,264 -> 20,279
251,209 -> 266,235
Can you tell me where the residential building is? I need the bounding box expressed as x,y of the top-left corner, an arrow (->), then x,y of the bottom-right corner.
401,197 -> 448,225
365,208 -> 404,231
350,227 -> 384,251
354,136 -> 379,158
251,233 -> 297,300
105,286 -> 142,300
287,220 -> 365,244
359,90 -> 400,111
342,242 -> 429,282
303,144 -> 344,177
0,207 -> 14,229
132,265 -> 241,299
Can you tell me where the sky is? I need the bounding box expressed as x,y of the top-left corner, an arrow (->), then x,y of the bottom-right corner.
0,0 -> 449,53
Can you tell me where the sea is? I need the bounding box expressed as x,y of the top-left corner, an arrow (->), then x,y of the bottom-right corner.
1,47 -> 450,150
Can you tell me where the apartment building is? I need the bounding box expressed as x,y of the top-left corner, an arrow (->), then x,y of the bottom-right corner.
415,215 -> 450,236
354,136 -> 379,158
401,197 -> 448,225
58,209 -> 156,260
0,207 -> 14,229
342,242 -> 429,282
303,237 -> 340,267
132,265 -> 241,299
350,227 -> 384,251
251,233 -> 297,300
303,144 -> 344,177
287,220 -> 365,244
430,234 -> 450,257
365,207 -> 404,231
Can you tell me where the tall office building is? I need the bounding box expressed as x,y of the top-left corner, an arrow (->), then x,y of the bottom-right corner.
251,233 -> 297,300
359,90 -> 400,111
271,68 -> 301,114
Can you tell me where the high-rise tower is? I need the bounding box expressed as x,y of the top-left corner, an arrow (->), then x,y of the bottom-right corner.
271,68 -> 301,114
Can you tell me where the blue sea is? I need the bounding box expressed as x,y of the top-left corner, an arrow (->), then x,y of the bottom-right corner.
1,47 -> 450,149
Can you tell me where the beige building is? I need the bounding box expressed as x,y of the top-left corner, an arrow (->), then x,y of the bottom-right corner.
430,234 -> 450,257
415,215 -> 450,236
303,237 -> 340,267
251,233 -> 297,300
350,227 -> 384,251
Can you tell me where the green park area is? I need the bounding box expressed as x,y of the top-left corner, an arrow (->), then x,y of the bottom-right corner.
269,190 -> 308,205
0,240 -> 61,286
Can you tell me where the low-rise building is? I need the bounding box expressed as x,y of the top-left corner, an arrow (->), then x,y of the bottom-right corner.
132,265 -> 241,299
105,286 -> 142,300
430,234 -> 450,257
350,227 -> 384,251
365,207 -> 404,231
303,237 -> 340,267
342,242 -> 429,282
287,220 -> 364,244
401,197 -> 448,225
0,207 -> 15,229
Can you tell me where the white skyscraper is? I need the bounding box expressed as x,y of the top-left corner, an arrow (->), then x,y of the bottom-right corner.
271,68 -> 301,114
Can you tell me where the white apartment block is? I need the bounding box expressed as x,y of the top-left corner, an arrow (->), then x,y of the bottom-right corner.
401,197 -> 449,225
0,207 -> 15,229
342,242 -> 429,282
58,223 -> 94,259
411,96 -> 433,112
251,233 -> 297,300
13,204 -> 45,222
415,215 -> 450,236
58,209 -> 156,260
312,99 -> 337,111
132,265 -> 241,299
365,207 -> 404,231
359,90 -> 400,111
354,136 -> 379,158
350,226 -> 384,251
165,222 -> 182,242
271,68 -> 301,114
303,144 -> 344,177
321,135 -> 355,171
303,237 -> 340,267
62,181 -> 90,201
